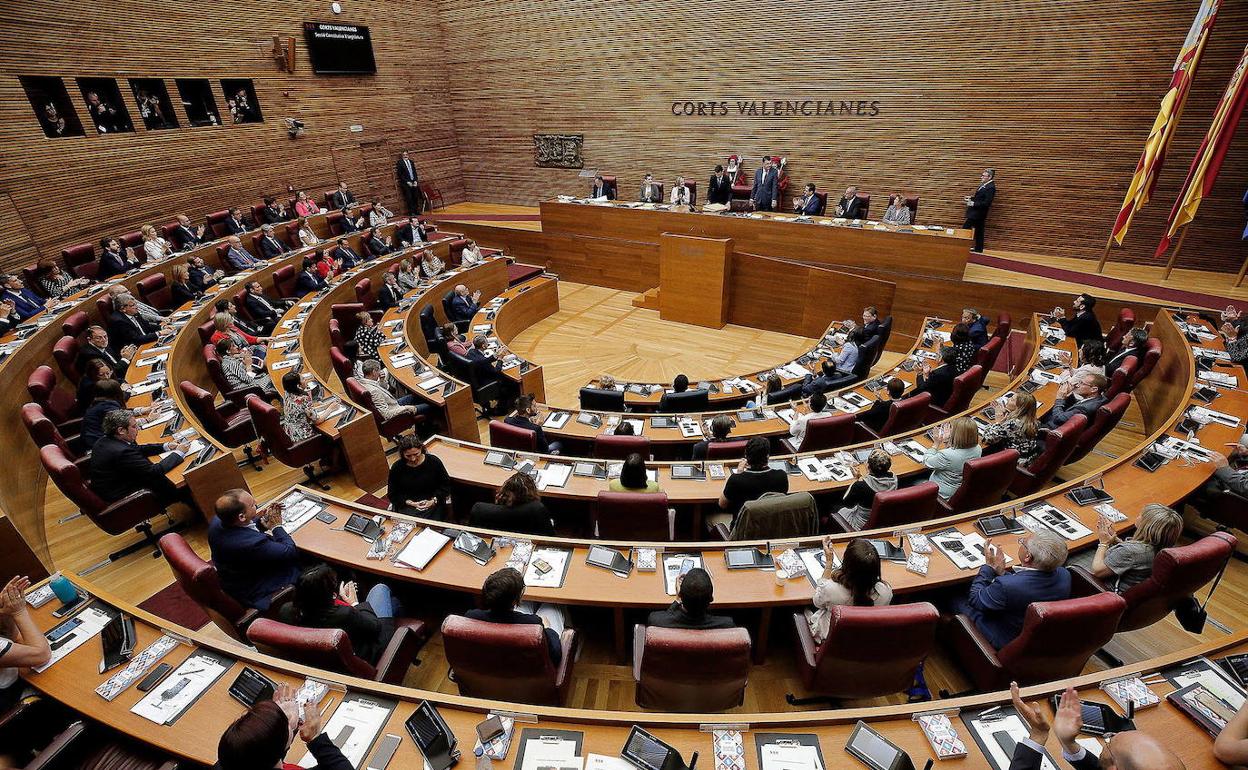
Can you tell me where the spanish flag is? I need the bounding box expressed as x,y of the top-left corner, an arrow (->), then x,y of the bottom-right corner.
1110,0 -> 1221,245
1156,44 -> 1248,259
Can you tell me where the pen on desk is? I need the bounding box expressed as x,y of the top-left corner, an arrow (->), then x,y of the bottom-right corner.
978,705 -> 1003,718
687,751 -> 698,770
181,668 -> 204,675
319,696 -> 335,718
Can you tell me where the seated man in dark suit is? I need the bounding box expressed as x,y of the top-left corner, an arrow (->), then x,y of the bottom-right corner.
801,359 -> 844,398
242,281 -> 287,335
330,181 -> 356,210
1041,371 -> 1107,429
860,377 -> 905,433
340,205 -> 366,234
97,237 -> 143,279
647,568 -> 734,630
1008,682 -> 1184,770
88,409 -> 190,507
187,254 -> 222,293
207,489 -> 302,611
1053,293 -> 1103,347
78,325 -> 135,379
448,284 -> 482,324
169,214 -> 206,251
0,274 -> 46,320
707,164 -> 733,205
295,257 -> 329,294
833,186 -> 863,218
590,174 -> 615,200
223,236 -> 261,271
793,182 -> 821,215
466,567 -> 564,664
504,394 -> 562,455
108,294 -> 162,347
256,225 -> 289,260
365,228 -> 394,257
377,272 -> 403,311
395,218 -> 430,247
259,196 -> 290,224
948,530 -> 1070,650
221,207 -> 250,236
962,307 -> 990,348
912,347 -> 958,409
334,241 -> 364,270
858,305 -> 882,341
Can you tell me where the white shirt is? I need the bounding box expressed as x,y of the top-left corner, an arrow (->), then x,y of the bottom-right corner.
144,238 -> 171,262
460,245 -> 483,266
789,410 -> 822,445
299,228 -> 319,247
670,186 -> 690,205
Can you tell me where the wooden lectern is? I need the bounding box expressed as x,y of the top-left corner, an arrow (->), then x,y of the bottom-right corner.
658,233 -> 733,328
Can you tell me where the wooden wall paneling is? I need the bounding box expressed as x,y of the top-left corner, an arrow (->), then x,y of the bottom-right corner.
0,193 -> 38,269
1134,308 -> 1192,437
726,254 -> 896,338
658,234 -> 732,328
437,0 -> 1248,273
331,143 -> 369,200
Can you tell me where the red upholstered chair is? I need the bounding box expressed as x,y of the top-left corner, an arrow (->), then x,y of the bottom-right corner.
203,210 -> 228,238
27,366 -> 81,431
1104,308 -> 1136,354
681,180 -> 697,205
159,532 -> 284,641
330,347 -> 354,387
61,244 -> 97,280
1008,414 -> 1086,497
855,392 -> 931,442
633,624 -> 751,711
420,181 -> 444,210
22,265 -> 46,298
592,434 -> 650,460
120,230 -> 144,251
949,593 -> 1126,690
1065,393 -> 1129,465
973,337 -> 1004,371
828,481 -> 940,533
652,182 -> 665,201
447,238 -> 469,267
331,302 -> 366,339
326,320 -> 347,354
442,617 -> 580,707
1129,338 -> 1162,387
353,277 -> 376,312
21,403 -> 83,463
1104,357 -> 1137,400
95,295 -> 113,321
250,203 -> 267,225
788,603 -> 939,703
11,722 -> 178,770
326,211 -> 344,236
213,243 -> 234,273
179,380 -> 262,469
41,444 -> 173,563
346,376 -> 420,441
993,313 -> 1012,340
62,310 -> 89,339
158,220 -> 181,241
248,617 -> 428,685
781,412 -> 855,454
489,420 -> 538,452
855,193 -> 871,218
204,344 -> 268,408
136,274 -> 172,311
813,191 -> 828,215
594,492 -> 672,541
904,196 -> 920,222
246,395 -> 335,489
196,319 -> 216,346
705,439 -> 749,460
230,292 -> 255,326
600,176 -> 618,199
322,190 -> 339,207
928,365 -> 985,420
1071,532 -> 1235,635
52,335 -> 81,382
940,449 -> 1019,514
273,264 -> 298,299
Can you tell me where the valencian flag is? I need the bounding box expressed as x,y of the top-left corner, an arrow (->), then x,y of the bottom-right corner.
1155,44 -> 1248,258
1110,0 -> 1221,245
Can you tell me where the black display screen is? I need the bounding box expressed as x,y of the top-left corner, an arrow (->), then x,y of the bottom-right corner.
303,22 -> 377,75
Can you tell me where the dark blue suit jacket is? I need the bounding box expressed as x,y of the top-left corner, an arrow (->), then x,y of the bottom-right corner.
448,293 -> 480,322
796,195 -> 821,215
295,269 -> 328,295
968,317 -> 990,348
965,565 -> 1071,649
3,288 -> 45,320
206,517 -> 300,610
751,167 -> 778,207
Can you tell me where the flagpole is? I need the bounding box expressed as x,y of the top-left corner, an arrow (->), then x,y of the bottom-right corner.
1096,235 -> 1115,273
1161,226 -> 1193,280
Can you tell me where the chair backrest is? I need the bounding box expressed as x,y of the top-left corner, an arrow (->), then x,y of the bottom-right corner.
330,302 -> 365,339
578,387 -> 625,412
179,380 -> 230,436
1067,393 -> 1130,464
203,343 -> 231,393
592,434 -> 650,460
998,593 -> 1126,685
441,290 -> 457,320
657,389 -> 709,412
879,392 -> 931,435
21,402 -> 75,459
940,365 -> 984,415
137,274 -> 171,310
196,319 -> 216,346
95,295 -> 113,321
594,492 -> 671,541
705,439 -> 749,460
974,337 -> 1004,370
346,377 -> 380,419
601,176 -> 618,198
52,335 -> 81,382
61,244 -> 96,279
993,313 -> 1012,341
854,337 -> 881,379
813,191 -> 828,215
205,209 -> 230,238
1117,532 -> 1236,632
489,420 -> 537,452
796,413 -> 855,453
232,292 -> 254,324
246,395 -> 296,456
635,625 -> 751,711
22,264 -> 45,297
27,366 -> 76,424
40,444 -> 106,516
158,532 -> 249,641
810,603 -> 939,698
273,264 -> 297,298
62,310 -> 89,339
325,211 -> 344,236
855,192 -> 871,218
441,616 -> 561,704
1011,414 -> 1087,497
1130,338 -> 1162,386
354,277 -> 374,310
865,482 -> 939,530
904,196 -> 920,220
944,449 -> 1019,514
247,618 -> 376,680
731,492 -> 818,540
330,346 -> 354,386
418,305 -> 439,344
328,318 -> 346,351
1105,356 -> 1137,400
1104,308 -> 1136,354
448,238 -> 469,266
874,316 -> 894,359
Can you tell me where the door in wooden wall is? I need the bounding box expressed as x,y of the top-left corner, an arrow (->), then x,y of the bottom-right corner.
360,138 -> 401,210
0,192 -> 39,273
331,144 -> 369,200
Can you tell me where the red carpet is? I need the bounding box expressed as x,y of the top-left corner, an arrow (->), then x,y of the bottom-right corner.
508,263 -> 545,286
356,493 -> 389,509
137,582 -> 209,631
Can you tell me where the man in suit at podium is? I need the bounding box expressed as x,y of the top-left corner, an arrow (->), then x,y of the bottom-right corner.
833,186 -> 863,219
793,183 -> 821,215
590,174 -> 615,200
396,150 -> 423,214
750,156 -> 778,211
640,174 -> 662,203
963,168 -> 996,253
708,165 -> 732,205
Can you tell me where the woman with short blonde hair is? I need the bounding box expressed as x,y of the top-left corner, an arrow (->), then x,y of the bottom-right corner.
1088,503 -> 1183,592
142,224 -> 174,262
922,417 -> 982,500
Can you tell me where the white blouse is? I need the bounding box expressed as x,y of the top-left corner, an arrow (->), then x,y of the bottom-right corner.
298,228 -> 320,247
144,238 -> 172,262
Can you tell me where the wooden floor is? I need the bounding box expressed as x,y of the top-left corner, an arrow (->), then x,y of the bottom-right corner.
46,277 -> 1248,713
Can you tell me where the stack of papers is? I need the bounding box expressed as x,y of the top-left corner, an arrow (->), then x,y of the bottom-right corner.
393,528 -> 451,570
796,456 -> 853,482
930,528 -> 1008,570
524,547 -> 571,588
418,374 -> 447,391
662,554 -> 704,595
536,463 -> 573,490
130,651 -> 232,725
1200,370 -> 1238,387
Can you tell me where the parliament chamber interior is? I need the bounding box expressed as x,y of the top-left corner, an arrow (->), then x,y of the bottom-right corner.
3,1 -> 1248,768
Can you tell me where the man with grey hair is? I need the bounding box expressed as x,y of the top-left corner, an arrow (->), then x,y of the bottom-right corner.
107,284 -> 167,326
257,224 -> 288,260
447,283 -> 481,326
358,359 -> 434,423
223,235 -> 261,272
88,408 -> 191,505
950,529 -> 1071,649
962,168 -> 996,252
107,293 -> 162,348
961,307 -> 989,348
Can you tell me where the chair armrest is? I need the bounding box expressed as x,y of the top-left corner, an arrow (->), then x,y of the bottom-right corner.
1068,565 -> 1111,598
780,437 -> 798,454
99,489 -> 163,533
790,612 -> 818,668
826,510 -> 853,534
947,614 -> 1005,691
23,721 -> 86,770
374,620 -> 428,684
854,422 -> 881,443
0,695 -> 36,732
711,522 -> 731,541
554,628 -> 579,690
632,624 -> 646,681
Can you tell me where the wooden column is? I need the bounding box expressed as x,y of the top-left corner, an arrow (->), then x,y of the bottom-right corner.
658,233 -> 733,329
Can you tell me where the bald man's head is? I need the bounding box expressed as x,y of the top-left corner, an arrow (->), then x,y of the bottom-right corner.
1106,731 -> 1185,770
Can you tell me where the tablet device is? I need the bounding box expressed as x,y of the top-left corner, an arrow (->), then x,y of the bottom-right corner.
99,613 -> 136,672
1194,385 -> 1220,403
1134,450 -> 1166,472
976,513 -> 1024,537
344,513 -> 383,540
587,545 -> 632,575
845,721 -> 914,770
1049,695 -> 1134,736
724,548 -> 771,569
670,464 -> 704,480
650,416 -> 677,429
483,450 -> 516,469
866,539 -> 907,563
621,726 -> 681,770
1066,485 -> 1114,506
228,666 -> 277,707
573,461 -> 607,479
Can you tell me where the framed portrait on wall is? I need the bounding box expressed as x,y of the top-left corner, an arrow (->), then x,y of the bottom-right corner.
76,77 -> 134,134
221,78 -> 263,124
175,78 -> 222,127
129,78 -> 179,130
19,75 -> 84,138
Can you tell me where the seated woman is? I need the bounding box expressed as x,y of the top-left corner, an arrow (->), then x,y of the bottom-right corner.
37,259 -> 89,298
295,217 -> 320,248
210,311 -> 268,360
692,414 -> 735,460
82,379 -> 151,448
77,358 -> 118,412
460,239 -> 485,266
280,372 -> 334,442
420,248 -> 445,279
922,417 -> 982,500
368,198 -> 393,227
610,452 -> 662,493
169,263 -> 201,306
950,323 -> 977,374
755,372 -> 784,407
440,322 -> 468,357
1071,340 -> 1107,379
835,450 -> 898,531
1082,503 -> 1182,592
353,310 -> 385,364
789,391 -> 829,448
831,327 -> 865,376
217,337 -> 275,397
293,191 -> 319,218
882,194 -> 913,225
278,564 -> 401,666
388,435 -> 451,520
468,472 -> 556,536
805,537 -> 893,643
0,575 -> 51,714
982,391 -> 1043,466
396,259 -> 420,291
465,567 -> 564,664
313,248 -> 340,280
141,224 -> 174,262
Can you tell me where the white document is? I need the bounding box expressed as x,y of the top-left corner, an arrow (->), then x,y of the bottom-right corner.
678,419 -> 703,438
543,412 -> 571,429
160,439 -> 205,461
619,418 -> 644,434
272,358 -> 300,371
34,605 -> 114,672
418,375 -> 447,391
130,652 -> 230,725
776,408 -> 799,425
537,463 -> 573,490
298,697 -> 392,768
759,743 -> 823,770
1170,662 -> 1247,710
394,528 -> 451,570
140,411 -> 177,429
271,338 -> 296,349
279,495 -> 324,533
520,737 -> 582,770
524,547 -> 571,588
970,714 -> 1058,770
798,547 -> 838,581
586,754 -> 634,770
662,554 -> 704,595
135,353 -> 168,367
319,403 -> 348,421
1199,370 -> 1238,387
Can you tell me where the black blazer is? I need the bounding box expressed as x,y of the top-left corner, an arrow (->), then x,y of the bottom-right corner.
467,500 -> 556,536
377,283 -> 402,310
466,348 -> 503,387
396,158 -> 419,186
1007,741 -> 1095,770
171,282 -> 199,307
87,435 -> 181,503
835,195 -> 863,219
367,236 -> 392,256
965,181 -> 996,223
340,214 -> 363,234
707,174 -> 733,204
221,216 -> 249,235
331,190 -> 356,209
860,397 -> 895,433
98,248 -> 139,279
257,235 -> 287,260
78,343 -> 128,378
590,183 -> 615,200
336,244 -> 363,269
261,205 -> 289,224
913,364 -> 955,408
504,414 -> 553,453
295,270 -> 328,294
646,602 -> 735,630
396,222 -> 427,245
107,311 -> 159,348
169,224 -> 201,250
188,265 -> 217,293
1060,311 -> 1104,346
464,608 -> 561,664
244,292 -> 282,325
